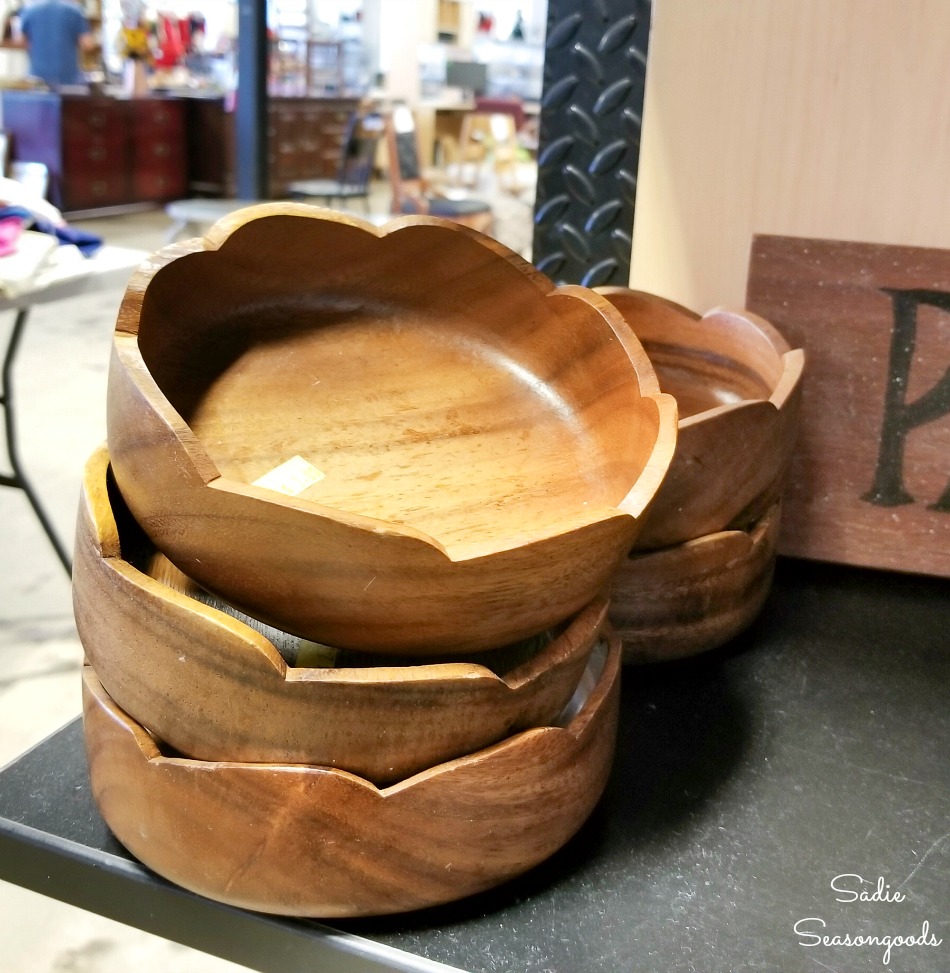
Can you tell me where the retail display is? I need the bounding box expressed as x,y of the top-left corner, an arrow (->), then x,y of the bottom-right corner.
185,96 -> 361,198
74,206 -> 806,919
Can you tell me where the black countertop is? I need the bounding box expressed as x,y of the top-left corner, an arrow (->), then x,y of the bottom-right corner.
1,558 -> 947,972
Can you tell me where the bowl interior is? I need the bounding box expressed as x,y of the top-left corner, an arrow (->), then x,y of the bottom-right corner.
597,288 -> 782,420
147,550 -> 559,673
643,342 -> 773,418
133,215 -> 656,557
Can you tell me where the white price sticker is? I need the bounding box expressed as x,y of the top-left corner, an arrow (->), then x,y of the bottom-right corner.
252,455 -> 325,496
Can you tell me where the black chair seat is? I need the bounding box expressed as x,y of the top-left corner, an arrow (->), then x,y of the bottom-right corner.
289,112 -> 384,209
386,104 -> 493,232
401,196 -> 490,217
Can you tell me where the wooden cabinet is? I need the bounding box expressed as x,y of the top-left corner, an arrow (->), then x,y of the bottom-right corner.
1,91 -> 186,215
437,0 -> 462,42
184,96 -> 360,199
268,97 -> 355,193
59,97 -> 128,210
129,99 -> 187,204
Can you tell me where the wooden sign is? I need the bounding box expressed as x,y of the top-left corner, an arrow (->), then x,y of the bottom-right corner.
629,0 -> 950,313
746,235 -> 950,578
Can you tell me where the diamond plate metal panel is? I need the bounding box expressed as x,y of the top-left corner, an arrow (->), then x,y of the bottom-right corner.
532,0 -> 652,286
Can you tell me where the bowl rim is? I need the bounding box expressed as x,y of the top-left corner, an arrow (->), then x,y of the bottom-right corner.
595,286 -> 804,427
111,205 -> 678,561
83,443 -> 608,691
82,625 -> 621,795
82,633 -> 620,914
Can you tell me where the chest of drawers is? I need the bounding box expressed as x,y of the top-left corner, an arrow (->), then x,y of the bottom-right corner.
184,95 -> 360,198
2,91 -> 187,215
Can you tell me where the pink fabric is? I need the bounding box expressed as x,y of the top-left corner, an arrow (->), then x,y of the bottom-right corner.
0,216 -> 24,257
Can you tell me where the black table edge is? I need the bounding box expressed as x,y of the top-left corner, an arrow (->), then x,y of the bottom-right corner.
0,732 -> 465,973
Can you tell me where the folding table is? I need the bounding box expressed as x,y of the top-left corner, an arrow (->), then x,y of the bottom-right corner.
0,246 -> 146,573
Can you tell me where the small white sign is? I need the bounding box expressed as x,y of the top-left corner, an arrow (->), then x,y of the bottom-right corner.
252,455 -> 325,497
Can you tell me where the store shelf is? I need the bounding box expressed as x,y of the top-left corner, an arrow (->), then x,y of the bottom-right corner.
0,558 -> 947,971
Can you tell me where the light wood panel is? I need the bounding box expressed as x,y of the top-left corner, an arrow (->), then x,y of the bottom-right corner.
630,0 -> 950,311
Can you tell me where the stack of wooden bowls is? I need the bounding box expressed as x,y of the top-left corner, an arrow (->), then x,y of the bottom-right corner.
74,205 -> 679,917
596,288 -> 805,664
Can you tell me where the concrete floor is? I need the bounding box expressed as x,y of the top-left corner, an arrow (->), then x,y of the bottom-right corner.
0,207 -> 251,973
0,182 -> 535,971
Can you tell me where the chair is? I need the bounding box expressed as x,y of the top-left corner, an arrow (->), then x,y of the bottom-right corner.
475,94 -> 539,163
454,111 -> 523,193
288,111 -> 385,210
384,104 -> 493,235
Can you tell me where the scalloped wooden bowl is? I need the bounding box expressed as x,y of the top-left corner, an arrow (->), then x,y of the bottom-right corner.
73,446 -> 606,784
609,501 -> 781,663
107,205 -> 676,653
596,288 -> 803,550
82,631 -> 620,918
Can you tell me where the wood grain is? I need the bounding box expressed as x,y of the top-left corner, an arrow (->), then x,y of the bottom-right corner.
597,288 -> 803,549
106,203 -> 677,653
747,235 -> 950,577
82,633 -> 620,918
73,447 -> 606,782
610,501 -> 780,663
630,0 -> 950,311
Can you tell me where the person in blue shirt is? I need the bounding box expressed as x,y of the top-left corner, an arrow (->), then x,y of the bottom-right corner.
20,0 -> 93,88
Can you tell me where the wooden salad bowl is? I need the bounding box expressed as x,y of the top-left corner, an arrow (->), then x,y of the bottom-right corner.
73,447 -> 606,784
610,501 -> 781,663
82,632 -> 621,918
107,205 -> 676,653
597,288 -> 803,550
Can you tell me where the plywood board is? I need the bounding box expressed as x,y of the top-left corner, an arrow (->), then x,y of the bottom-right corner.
747,234 -> 950,578
630,0 -> 950,312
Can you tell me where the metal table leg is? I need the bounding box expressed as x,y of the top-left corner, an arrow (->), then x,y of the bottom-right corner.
0,306 -> 72,575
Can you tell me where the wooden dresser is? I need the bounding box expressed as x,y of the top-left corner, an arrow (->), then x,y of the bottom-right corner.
1,91 -> 187,215
185,95 -> 360,198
